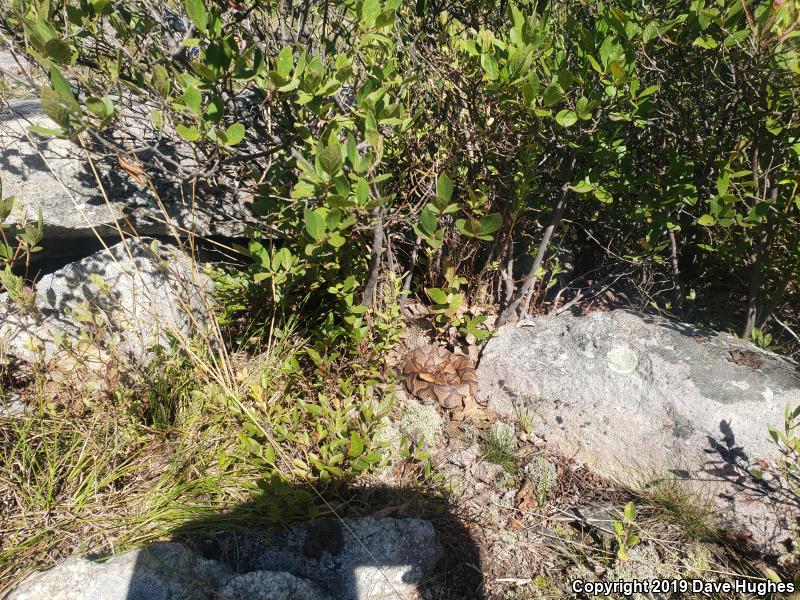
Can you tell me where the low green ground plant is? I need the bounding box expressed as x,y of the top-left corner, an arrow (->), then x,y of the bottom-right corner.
0,315 -> 398,590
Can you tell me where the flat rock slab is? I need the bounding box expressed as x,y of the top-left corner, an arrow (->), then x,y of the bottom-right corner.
204,517 -> 442,600
0,238 -> 210,369
477,310 -> 800,558
8,542 -> 333,600
0,100 -> 253,239
9,518 -> 441,600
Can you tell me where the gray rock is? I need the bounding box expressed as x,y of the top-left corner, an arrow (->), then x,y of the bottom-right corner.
568,502 -> 618,540
9,518 -> 440,600
0,100 -> 253,239
219,571 -> 332,600
0,392 -> 27,418
477,310 -> 800,557
9,543 -> 229,600
0,49 -> 31,78
470,460 -> 504,484
8,542 -> 333,600
0,238 -> 211,368
441,442 -> 480,468
217,517 -> 442,600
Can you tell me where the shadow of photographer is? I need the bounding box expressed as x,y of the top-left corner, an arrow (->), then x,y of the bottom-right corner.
120,478 -> 486,600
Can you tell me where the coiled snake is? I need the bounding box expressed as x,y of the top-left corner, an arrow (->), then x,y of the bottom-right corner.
401,345 -> 483,415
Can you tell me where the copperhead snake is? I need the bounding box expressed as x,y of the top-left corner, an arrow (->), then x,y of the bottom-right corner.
401,345 -> 485,416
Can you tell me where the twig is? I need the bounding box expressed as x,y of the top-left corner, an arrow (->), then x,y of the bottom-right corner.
668,228 -> 682,312
773,316 -> 800,345
550,270 -> 635,316
399,236 -> 421,312
497,157 -> 575,327
361,206 -> 385,308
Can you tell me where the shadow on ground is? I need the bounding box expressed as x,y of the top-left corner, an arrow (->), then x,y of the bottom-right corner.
126,480 -> 486,600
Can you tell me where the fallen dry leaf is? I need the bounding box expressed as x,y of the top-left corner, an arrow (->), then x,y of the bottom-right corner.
118,154 -> 146,185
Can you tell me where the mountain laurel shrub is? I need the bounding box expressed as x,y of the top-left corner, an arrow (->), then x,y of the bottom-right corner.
0,0 -> 798,347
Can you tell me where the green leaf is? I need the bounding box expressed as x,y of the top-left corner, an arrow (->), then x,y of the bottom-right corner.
152,65 -> 171,96
480,53 -> 499,80
716,173 -> 730,196
765,118 -> 783,136
542,83 -> 562,107
44,38 -> 72,64
222,123 -> 245,145
479,213 -> 502,236
361,0 -> 381,27
327,232 -> 346,248
184,0 -> 208,32
638,84 -> 659,98
436,173 -> 453,205
609,61 -> 626,82
28,123 -> 65,138
426,287 -> 449,305
555,109 -> 578,127
40,86 -> 70,127
575,96 -> 591,118
419,205 -> 438,235
65,5 -> 85,25
642,22 -> 659,44
570,178 -> 594,193
587,55 -> 604,74
304,208 -> 326,241
319,143 -> 342,176
693,35 -> 718,49
233,47 -> 264,81
205,41 -> 232,72
0,197 -> 13,222
86,96 -> 114,119
697,214 -> 716,226
150,110 -> 164,129
277,78 -> 300,92
292,180 -> 316,199
176,124 -> 201,141
92,0 -> 113,16
623,501 -> 636,522
375,9 -> 396,28
275,46 -> 294,79
49,66 -> 80,114
355,178 -> 369,205
205,96 -> 224,122
456,217 -> 483,238
365,451 -> 382,464
593,186 -> 613,204
348,432 -> 364,457
183,85 -> 202,115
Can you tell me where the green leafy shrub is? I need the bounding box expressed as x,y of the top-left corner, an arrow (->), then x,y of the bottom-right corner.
769,403 -> 800,500
0,179 -> 42,307
2,0 -> 798,346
